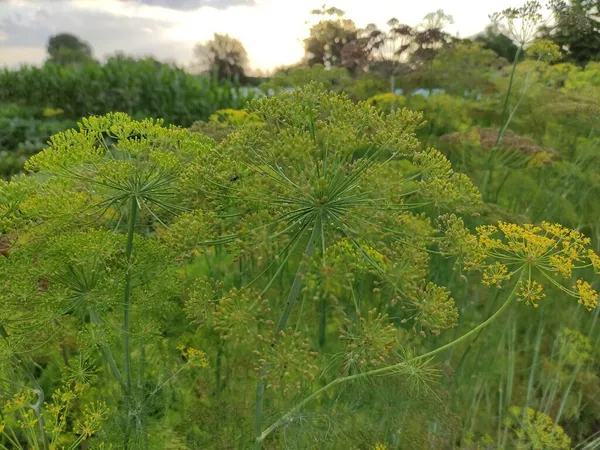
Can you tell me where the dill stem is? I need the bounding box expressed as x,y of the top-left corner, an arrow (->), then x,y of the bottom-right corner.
496,45 -> 523,148
123,195 -> 138,394
481,44 -> 522,199
254,216 -> 322,448
256,277 -> 522,445
122,195 -> 138,449
88,309 -> 127,392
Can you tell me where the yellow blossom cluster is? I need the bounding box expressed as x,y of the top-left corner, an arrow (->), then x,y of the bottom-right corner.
177,344 -> 210,368
475,222 -> 598,311
517,280 -> 546,308
575,280 -> 598,311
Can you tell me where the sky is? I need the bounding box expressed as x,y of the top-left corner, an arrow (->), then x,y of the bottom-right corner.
0,0 -> 529,73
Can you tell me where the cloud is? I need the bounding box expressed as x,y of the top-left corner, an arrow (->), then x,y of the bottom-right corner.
118,0 -> 255,10
0,1 -> 195,67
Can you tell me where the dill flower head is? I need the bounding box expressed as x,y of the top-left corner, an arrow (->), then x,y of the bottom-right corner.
255,328 -> 320,395
557,327 -> 592,366
475,221 -> 598,312
516,280 -> 546,308
340,309 -> 398,373
181,84 -> 481,326
506,406 -> 571,450
574,279 -> 598,311
527,39 -> 562,63
212,287 -> 271,343
408,282 -> 459,335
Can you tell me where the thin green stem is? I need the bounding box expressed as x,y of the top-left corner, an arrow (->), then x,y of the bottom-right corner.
123,195 -> 138,394
481,45 -> 523,198
88,309 -> 128,392
256,276 -> 522,445
495,45 -> 523,148
254,215 -> 322,448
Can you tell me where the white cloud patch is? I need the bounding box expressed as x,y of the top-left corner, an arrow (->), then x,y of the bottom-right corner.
0,0 -> 192,67
118,0 -> 256,10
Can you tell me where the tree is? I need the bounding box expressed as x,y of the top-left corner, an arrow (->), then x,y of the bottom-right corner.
541,0 -> 600,65
46,33 -> 94,67
303,5 -> 376,73
473,24 -> 522,62
410,10 -> 455,66
409,10 -> 457,91
367,19 -> 414,93
193,33 -> 249,82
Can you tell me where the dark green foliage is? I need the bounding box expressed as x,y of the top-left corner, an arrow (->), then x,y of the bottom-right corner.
0,57 -> 255,128
473,24 -> 523,62
46,33 -> 94,67
0,104 -> 76,178
541,0 -> 600,65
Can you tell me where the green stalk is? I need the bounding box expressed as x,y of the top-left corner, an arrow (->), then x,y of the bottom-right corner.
318,296 -> 327,348
256,277 -> 521,445
254,217 -> 322,449
122,196 -> 138,450
481,45 -> 523,198
88,309 -> 127,392
495,45 -> 523,148
123,195 -> 138,394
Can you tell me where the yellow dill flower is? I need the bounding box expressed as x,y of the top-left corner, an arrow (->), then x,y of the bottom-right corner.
527,39 -> 561,62
178,345 -> 210,368
588,249 -> 600,274
474,221 -> 597,312
549,254 -> 574,278
517,280 -> 545,308
575,280 -> 598,312
373,444 -> 389,450
482,262 -> 510,288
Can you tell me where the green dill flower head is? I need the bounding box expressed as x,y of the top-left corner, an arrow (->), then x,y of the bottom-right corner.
255,327 -> 320,395
490,1 -> 547,47
186,84 -> 481,312
408,282 -> 459,336
506,406 -> 571,450
528,39 -> 562,63
557,327 -> 592,367
19,112 -> 214,236
212,287 -> 271,344
340,309 -> 398,373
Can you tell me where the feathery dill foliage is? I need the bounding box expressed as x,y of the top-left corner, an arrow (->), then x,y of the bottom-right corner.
0,84 -> 597,449
0,113 -> 212,448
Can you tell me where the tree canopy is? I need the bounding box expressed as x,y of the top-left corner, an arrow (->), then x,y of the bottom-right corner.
193,33 -> 249,82
46,33 -> 94,67
540,0 -> 600,65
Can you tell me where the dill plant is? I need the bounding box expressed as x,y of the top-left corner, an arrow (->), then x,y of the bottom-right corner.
0,114 -> 211,448
176,84 -> 597,447
0,84 -> 598,449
